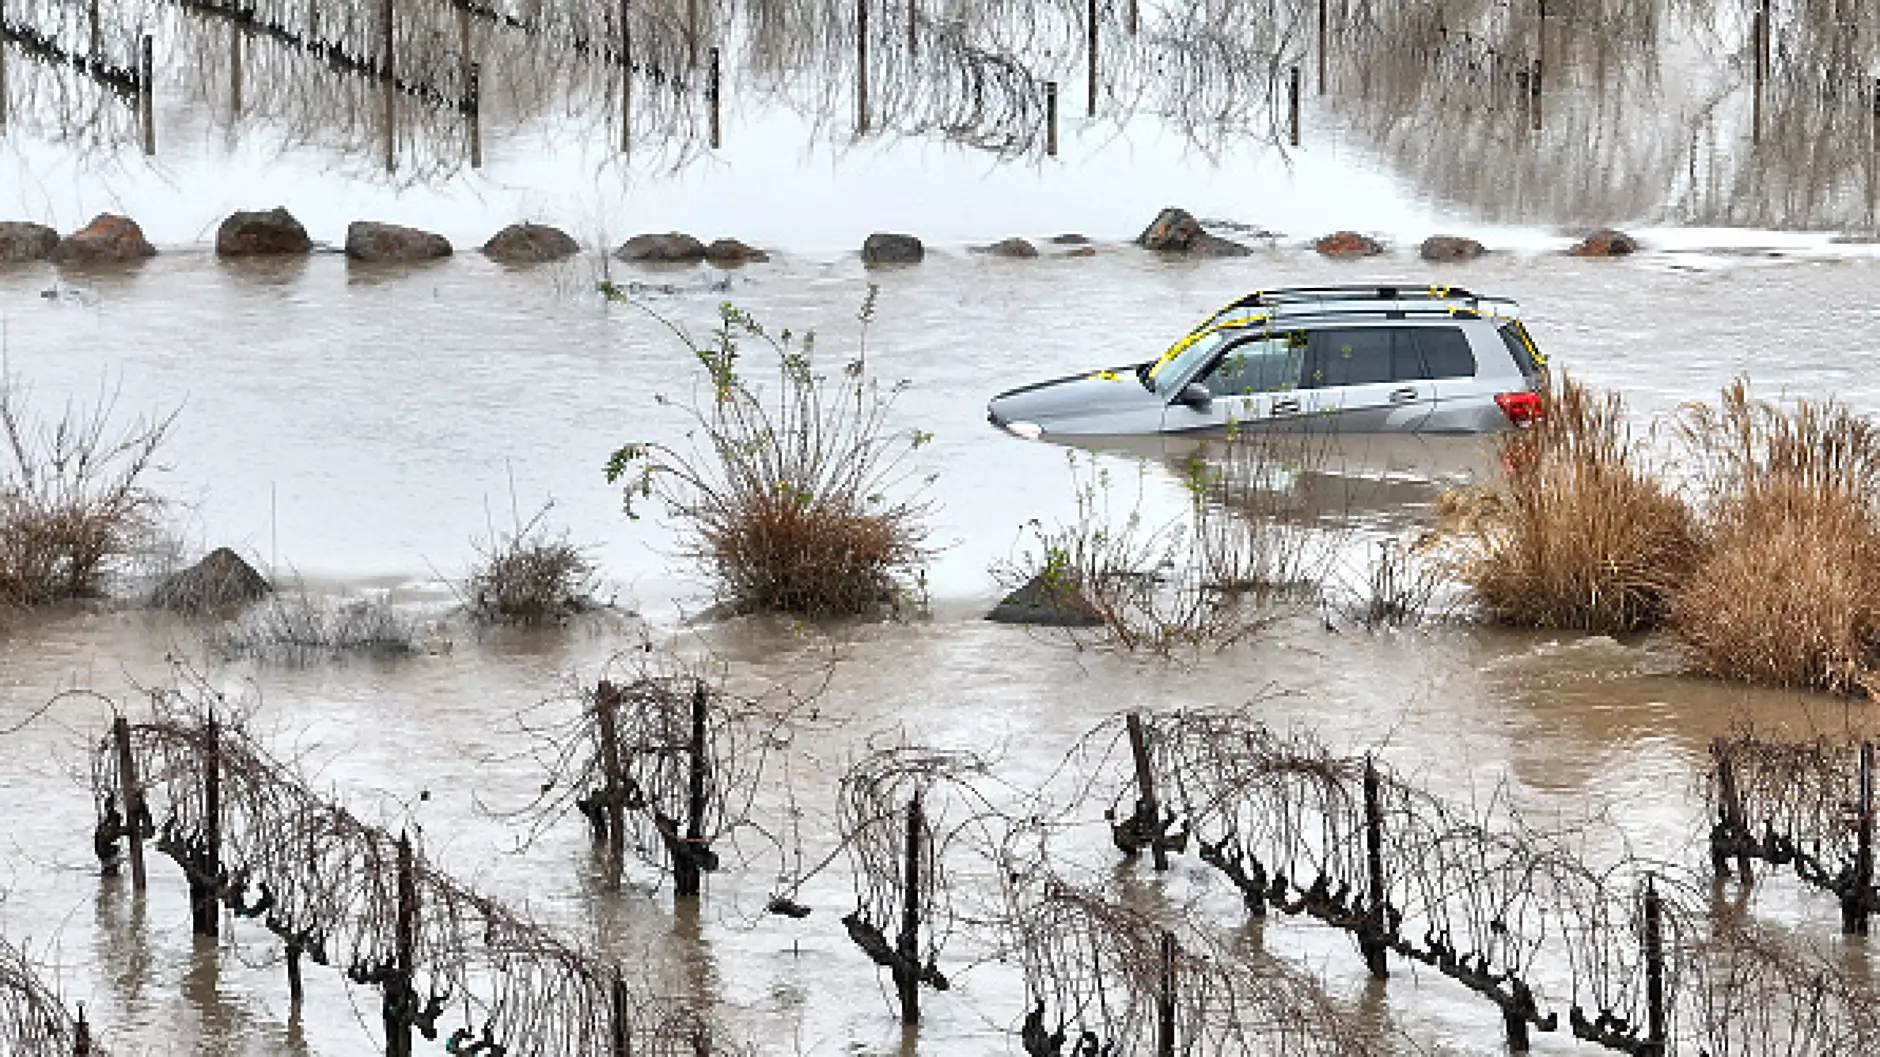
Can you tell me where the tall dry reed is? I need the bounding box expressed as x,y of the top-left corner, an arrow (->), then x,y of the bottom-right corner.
1440,375 -> 1695,632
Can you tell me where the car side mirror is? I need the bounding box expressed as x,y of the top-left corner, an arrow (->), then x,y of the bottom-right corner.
1176,383 -> 1212,408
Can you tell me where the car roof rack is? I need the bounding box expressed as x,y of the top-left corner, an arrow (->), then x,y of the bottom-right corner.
1195,284 -> 1519,328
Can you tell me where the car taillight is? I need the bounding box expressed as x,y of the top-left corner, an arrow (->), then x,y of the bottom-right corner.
1495,391 -> 1543,427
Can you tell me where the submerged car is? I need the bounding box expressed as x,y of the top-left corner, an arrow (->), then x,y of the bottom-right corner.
986,285 -> 1548,438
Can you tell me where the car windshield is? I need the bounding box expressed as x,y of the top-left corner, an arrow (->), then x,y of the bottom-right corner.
1145,328 -> 1233,396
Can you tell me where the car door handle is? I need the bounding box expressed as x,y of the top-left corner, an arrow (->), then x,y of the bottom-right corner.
1389,386 -> 1419,403
1271,397 -> 1300,416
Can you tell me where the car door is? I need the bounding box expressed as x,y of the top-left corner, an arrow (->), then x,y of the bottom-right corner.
1295,326 -> 1436,432
1160,331 -> 1308,435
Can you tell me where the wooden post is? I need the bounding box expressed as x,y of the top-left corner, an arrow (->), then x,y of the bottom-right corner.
139,35 -> 154,155
1642,877 -> 1665,1057
1085,0 -> 1097,117
1125,713 -> 1167,871
1045,81 -> 1058,156
1316,0 -> 1326,95
895,793 -> 923,1025
73,1004 -> 90,1055
467,62 -> 481,167
1751,6 -> 1765,145
380,0 -> 394,79
856,0 -> 869,134
1288,65 -> 1301,146
190,712 -> 221,937
906,0 -> 915,56
113,716 -> 147,892
595,682 -> 627,864
619,0 -> 631,152
1155,930 -> 1175,1057
87,0 -> 99,64
1846,742 -> 1874,935
1360,756 -> 1388,979
1127,0 -> 1137,35
675,680 -> 710,898
707,46 -> 720,148
1713,740 -> 1752,882
686,0 -> 699,67
388,833 -> 417,1057
1528,58 -> 1541,131
610,967 -> 630,1056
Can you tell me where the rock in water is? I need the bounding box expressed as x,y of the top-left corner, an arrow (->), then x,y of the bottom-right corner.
152,548 -> 272,613
1136,208 -> 1201,251
1420,235 -> 1487,262
1314,231 -> 1384,257
614,233 -> 708,262
346,221 -> 452,262
704,238 -> 770,264
217,208 -> 313,256
973,237 -> 1039,259
51,214 -> 157,263
482,223 -> 580,263
0,222 -> 60,262
1569,229 -> 1637,257
861,233 -> 924,264
986,572 -> 1105,628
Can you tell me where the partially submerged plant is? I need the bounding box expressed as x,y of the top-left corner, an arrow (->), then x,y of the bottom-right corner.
603,287 -> 935,617
0,368 -> 176,608
463,502 -> 600,626
207,588 -> 417,662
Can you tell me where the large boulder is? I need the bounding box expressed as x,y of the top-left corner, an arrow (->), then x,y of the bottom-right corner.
346,221 -> 452,263
973,237 -> 1039,259
986,572 -> 1103,628
861,232 -> 924,265
1420,235 -> 1487,262
482,222 -> 579,264
1315,231 -> 1384,257
1136,207 -> 1202,251
51,214 -> 156,264
216,208 -> 312,256
1570,229 -> 1637,257
0,221 -> 60,262
614,232 -> 707,263
704,237 -> 770,264
151,547 -> 271,613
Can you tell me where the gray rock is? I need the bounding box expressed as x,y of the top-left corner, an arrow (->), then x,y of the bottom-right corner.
973,237 -> 1039,259
1189,232 -> 1253,257
482,222 -> 580,264
151,547 -> 271,613
51,214 -> 157,264
1420,235 -> 1487,262
614,232 -> 708,262
0,221 -> 60,262
861,232 -> 924,265
1136,208 -> 1202,251
217,208 -> 312,256
1569,229 -> 1638,257
346,221 -> 452,263
704,238 -> 770,264
986,572 -> 1104,628
1315,231 -> 1385,257
1049,233 -> 1091,245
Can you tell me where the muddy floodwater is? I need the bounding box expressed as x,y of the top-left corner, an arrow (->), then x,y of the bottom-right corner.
7,0 -> 1880,1054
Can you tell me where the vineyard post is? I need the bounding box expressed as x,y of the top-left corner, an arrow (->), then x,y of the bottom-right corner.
113,716 -> 147,891
895,793 -> 923,1024
139,35 -> 153,154
1360,755 -> 1388,978
1045,81 -> 1058,155
1751,7 -> 1764,144
906,0 -> 915,56
1288,65 -> 1301,146
230,20 -> 243,117
1126,713 -> 1167,871
610,966 -> 630,1056
1317,0 -> 1326,94
87,0 -> 98,64
687,0 -> 698,67
1156,930 -> 1175,1057
1713,739 -> 1752,882
1847,741 -> 1874,935
619,0 -> 631,151
675,680 -> 710,898
1127,0 -> 1137,35
189,711 -> 222,937
1643,876 -> 1665,1057
856,0 -> 869,133
380,0 -> 393,79
1085,0 -> 1097,116
74,1004 -> 91,1054
595,681 -> 627,861
388,832 -> 418,1057
467,61 -> 480,167
707,46 -> 720,148
1528,58 -> 1541,131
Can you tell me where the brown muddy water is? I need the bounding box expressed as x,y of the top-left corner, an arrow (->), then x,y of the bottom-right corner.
9,0 -> 1880,1053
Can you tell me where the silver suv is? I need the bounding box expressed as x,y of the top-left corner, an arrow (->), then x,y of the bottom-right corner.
986,285 -> 1548,438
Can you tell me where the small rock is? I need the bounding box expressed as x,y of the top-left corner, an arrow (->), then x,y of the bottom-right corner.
1569,228 -> 1637,257
151,547 -> 271,613
1062,246 -> 1097,258
1420,235 -> 1487,262
51,214 -> 156,264
1189,232 -> 1252,257
482,222 -> 580,264
614,232 -> 708,263
1049,233 -> 1091,245
704,238 -> 770,264
973,237 -> 1039,259
346,221 -> 452,263
0,221 -> 60,263
861,232 -> 924,265
986,572 -> 1104,628
1315,231 -> 1385,258
1136,207 -> 1202,251
216,208 -> 312,256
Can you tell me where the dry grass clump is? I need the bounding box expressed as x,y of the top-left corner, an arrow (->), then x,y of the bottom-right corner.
605,289 -> 934,617
464,506 -> 601,626
1439,376 -> 1696,632
1672,382 -> 1880,693
209,589 -> 416,662
0,371 -> 175,608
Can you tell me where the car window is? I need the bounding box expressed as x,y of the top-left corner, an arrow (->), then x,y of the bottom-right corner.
1498,321 -> 1545,388
1303,328 -> 1426,388
1414,327 -> 1477,379
1204,332 -> 1306,397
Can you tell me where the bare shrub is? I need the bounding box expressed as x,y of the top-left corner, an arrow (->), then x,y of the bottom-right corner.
1437,375 -> 1695,632
1673,381 -> 1880,692
208,588 -> 416,662
604,288 -> 934,617
1340,535 -> 1448,630
463,504 -> 600,626
0,369 -> 175,607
